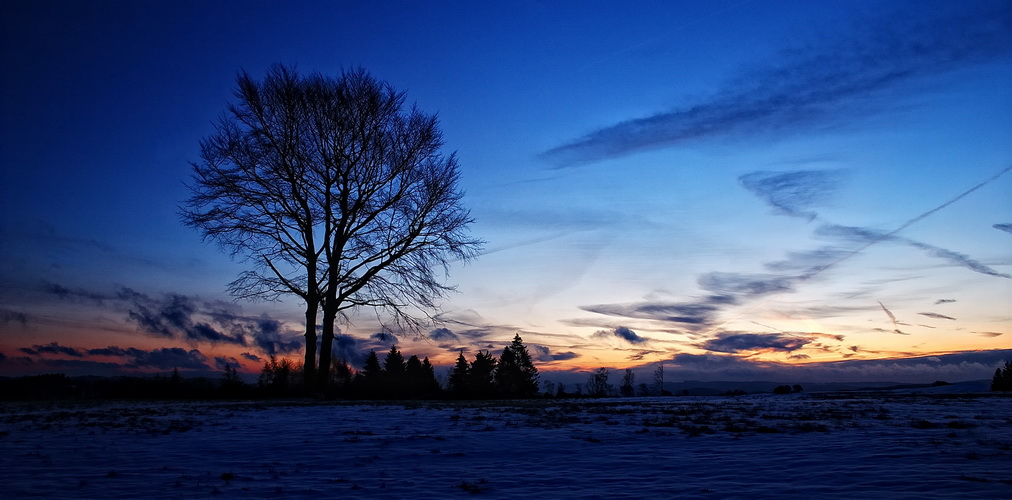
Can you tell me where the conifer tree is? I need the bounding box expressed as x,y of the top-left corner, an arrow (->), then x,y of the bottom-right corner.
421,357 -> 441,394
495,334 -> 540,398
448,351 -> 470,397
468,350 -> 498,398
405,354 -> 424,397
992,360 -> 1012,391
361,350 -> 384,396
383,345 -> 406,397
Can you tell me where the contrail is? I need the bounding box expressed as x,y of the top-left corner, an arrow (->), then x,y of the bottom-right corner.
798,163 -> 1012,282
703,163 -> 1012,335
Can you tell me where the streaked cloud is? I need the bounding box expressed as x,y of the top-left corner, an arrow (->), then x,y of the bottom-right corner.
918,312 -> 956,321
542,2 -> 1012,165
817,224 -> 1011,279
0,309 -> 29,326
739,170 -> 844,220
699,332 -> 811,354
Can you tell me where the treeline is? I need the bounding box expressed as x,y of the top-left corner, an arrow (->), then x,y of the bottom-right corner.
254,333 -> 540,400
0,370 -> 241,401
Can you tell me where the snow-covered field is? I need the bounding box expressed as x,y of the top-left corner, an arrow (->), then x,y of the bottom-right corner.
2,393 -> 1010,498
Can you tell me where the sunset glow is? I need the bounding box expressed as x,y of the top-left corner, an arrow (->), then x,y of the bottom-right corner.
2,0 -> 1009,385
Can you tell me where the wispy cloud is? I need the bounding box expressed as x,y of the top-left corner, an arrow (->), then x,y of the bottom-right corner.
0,308 -> 29,326
592,326 -> 649,345
994,223 -> 1012,234
650,349 -> 1012,383
817,224 -> 1011,279
531,344 -> 580,362
699,332 -> 811,354
876,301 -> 905,335
20,342 -> 85,357
919,312 -> 956,321
18,343 -> 213,371
542,2 -> 1012,166
581,296 -> 734,330
739,170 -> 844,220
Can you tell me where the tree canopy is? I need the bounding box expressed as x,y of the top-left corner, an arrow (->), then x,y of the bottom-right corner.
182,64 -> 481,388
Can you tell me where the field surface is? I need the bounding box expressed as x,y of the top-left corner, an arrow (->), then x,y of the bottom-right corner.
1,393 -> 1010,498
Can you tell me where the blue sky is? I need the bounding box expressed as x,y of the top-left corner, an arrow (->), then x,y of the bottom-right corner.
2,0 -> 1010,383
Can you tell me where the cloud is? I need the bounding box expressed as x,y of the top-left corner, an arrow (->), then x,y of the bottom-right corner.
214,356 -> 241,370
531,344 -> 580,362
739,170 -> 844,219
20,344 -> 213,372
918,312 -> 956,321
19,342 -> 85,357
581,296 -> 732,329
817,224 -> 1011,279
592,326 -> 649,345
370,332 -> 398,344
127,347 -> 209,370
876,301 -> 903,335
644,349 -> 1012,383
117,288 -> 302,355
0,308 -> 29,326
994,223 -> 1012,234
699,332 -> 811,354
764,247 -> 849,272
698,272 -> 797,297
42,282 -> 108,304
248,316 -> 302,355
428,327 -> 460,344
332,335 -> 366,366
934,299 -> 956,305
542,2 -> 1012,166
241,352 -> 262,362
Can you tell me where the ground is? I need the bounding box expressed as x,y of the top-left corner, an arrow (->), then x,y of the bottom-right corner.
1,393 -> 1010,498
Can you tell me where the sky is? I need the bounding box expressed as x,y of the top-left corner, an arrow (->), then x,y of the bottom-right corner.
2,0 -> 1010,384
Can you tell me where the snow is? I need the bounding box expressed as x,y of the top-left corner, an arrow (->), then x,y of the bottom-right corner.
1,393 -> 1010,498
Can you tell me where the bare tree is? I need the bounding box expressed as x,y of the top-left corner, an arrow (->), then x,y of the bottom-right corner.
182,64 -> 481,388
586,367 -> 612,397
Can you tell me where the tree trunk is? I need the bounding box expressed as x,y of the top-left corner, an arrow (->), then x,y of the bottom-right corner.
317,303 -> 337,389
303,302 -> 318,390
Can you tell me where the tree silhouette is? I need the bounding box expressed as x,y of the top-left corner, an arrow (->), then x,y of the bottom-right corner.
182,64 -> 482,388
495,334 -> 539,398
620,369 -> 635,397
468,350 -> 497,398
586,367 -> 612,397
448,351 -> 469,397
420,357 -> 441,394
992,360 -> 1012,391
360,350 -> 384,395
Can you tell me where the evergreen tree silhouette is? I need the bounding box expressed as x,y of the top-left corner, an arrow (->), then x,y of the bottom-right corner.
361,350 -> 384,397
383,345 -> 406,397
405,354 -> 425,397
468,350 -> 498,398
448,351 -> 470,397
421,357 -> 441,394
495,334 -> 539,398
992,360 -> 1012,391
